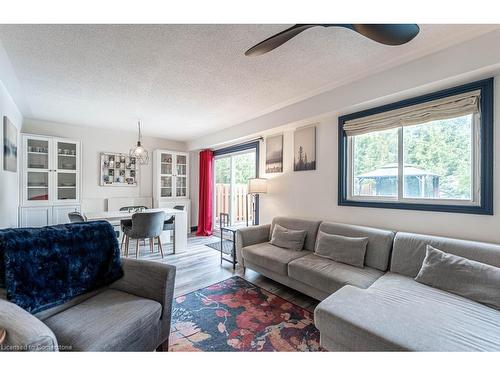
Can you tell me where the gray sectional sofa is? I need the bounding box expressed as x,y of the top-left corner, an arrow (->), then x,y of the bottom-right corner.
236,216 -> 500,352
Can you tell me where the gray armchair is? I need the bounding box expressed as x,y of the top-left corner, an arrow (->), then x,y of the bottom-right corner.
0,258 -> 176,352
110,258 -> 176,351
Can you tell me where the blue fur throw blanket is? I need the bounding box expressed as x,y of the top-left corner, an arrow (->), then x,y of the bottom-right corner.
0,221 -> 123,314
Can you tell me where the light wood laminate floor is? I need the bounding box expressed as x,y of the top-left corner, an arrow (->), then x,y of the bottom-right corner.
123,234 -> 319,312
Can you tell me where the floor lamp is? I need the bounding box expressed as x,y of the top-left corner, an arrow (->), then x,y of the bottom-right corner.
246,178 -> 268,226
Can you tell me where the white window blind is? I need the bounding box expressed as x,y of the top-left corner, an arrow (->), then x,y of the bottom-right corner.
343,90 -> 481,137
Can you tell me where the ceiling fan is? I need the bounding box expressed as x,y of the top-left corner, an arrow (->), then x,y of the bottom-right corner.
245,24 -> 420,57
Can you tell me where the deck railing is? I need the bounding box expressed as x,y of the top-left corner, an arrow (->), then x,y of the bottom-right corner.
215,183 -> 252,224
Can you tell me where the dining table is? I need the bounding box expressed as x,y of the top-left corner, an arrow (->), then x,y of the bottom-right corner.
85,208 -> 188,252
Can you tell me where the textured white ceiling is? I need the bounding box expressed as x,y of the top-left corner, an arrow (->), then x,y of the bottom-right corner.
0,24 -> 498,141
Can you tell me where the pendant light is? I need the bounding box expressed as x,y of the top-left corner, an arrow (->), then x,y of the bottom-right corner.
129,120 -> 149,165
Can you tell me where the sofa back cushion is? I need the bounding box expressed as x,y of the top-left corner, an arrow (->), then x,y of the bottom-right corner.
415,245 -> 500,310
270,224 -> 307,251
1,221 -> 123,314
315,232 -> 368,268
271,217 -> 322,251
316,222 -> 394,271
391,232 -> 500,278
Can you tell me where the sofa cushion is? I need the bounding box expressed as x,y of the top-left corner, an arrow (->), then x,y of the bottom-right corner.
391,232 -> 500,278
241,243 -> 310,276
415,245 -> 500,310
271,217 -> 321,251
270,224 -> 307,251
315,231 -> 368,268
316,222 -> 394,271
43,289 -> 162,351
315,272 -> 500,351
288,253 -> 383,295
34,289 -> 103,321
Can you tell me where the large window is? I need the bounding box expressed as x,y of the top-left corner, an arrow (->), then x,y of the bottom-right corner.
339,78 -> 493,215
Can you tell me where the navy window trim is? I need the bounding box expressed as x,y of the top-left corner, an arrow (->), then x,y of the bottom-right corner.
213,140 -> 261,224
338,77 -> 494,215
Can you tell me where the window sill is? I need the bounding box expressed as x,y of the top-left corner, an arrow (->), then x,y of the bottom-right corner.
338,198 -> 493,215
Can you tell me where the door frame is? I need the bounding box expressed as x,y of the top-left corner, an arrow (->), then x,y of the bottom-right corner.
213,140 -> 261,226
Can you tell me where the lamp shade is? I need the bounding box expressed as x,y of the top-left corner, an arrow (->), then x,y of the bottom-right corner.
130,120 -> 149,165
129,141 -> 149,165
248,178 -> 268,194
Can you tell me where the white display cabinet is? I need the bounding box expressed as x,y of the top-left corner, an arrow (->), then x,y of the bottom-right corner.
19,134 -> 81,227
153,149 -> 191,228
153,150 -> 189,203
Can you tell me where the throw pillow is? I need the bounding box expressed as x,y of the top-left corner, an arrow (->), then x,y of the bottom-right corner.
269,224 -> 307,251
314,231 -> 368,268
415,245 -> 500,310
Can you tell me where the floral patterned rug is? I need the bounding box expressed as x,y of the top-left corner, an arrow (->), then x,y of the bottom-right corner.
169,276 -> 321,351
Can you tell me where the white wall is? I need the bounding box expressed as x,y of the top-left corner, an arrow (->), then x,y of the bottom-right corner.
0,80 -> 22,228
258,93 -> 499,243
192,86 -> 500,242
22,119 -> 186,212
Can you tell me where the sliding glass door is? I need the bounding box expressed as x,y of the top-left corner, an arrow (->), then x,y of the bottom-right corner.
214,143 -> 258,229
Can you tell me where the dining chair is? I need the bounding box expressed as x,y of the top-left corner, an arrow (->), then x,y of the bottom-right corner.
119,206 -> 149,249
162,205 -> 184,254
119,206 -> 149,212
122,211 -> 166,259
68,211 -> 120,238
68,211 -> 87,223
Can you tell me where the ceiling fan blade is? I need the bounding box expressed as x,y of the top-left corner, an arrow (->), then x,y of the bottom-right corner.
342,24 -> 420,46
245,24 -> 317,57
245,24 -> 420,57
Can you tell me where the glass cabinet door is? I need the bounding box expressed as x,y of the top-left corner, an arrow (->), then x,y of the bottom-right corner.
176,154 -> 187,175
176,176 -> 187,197
161,153 -> 173,174
175,154 -> 187,197
160,153 -> 173,197
57,172 -> 77,201
161,176 -> 173,197
26,138 -> 50,202
156,151 -> 189,200
55,140 -> 78,202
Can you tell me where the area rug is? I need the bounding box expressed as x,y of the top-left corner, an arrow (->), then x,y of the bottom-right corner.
169,276 -> 321,351
205,239 -> 234,255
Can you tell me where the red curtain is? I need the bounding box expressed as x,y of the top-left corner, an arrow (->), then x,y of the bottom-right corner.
196,149 -> 214,236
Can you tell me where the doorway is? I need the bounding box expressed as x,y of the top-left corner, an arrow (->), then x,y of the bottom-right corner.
213,141 -> 259,229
